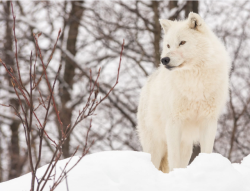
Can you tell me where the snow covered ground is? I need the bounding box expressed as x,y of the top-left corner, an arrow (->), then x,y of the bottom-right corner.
0,151 -> 250,191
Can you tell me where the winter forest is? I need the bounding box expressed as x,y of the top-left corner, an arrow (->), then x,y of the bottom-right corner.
0,0 -> 249,188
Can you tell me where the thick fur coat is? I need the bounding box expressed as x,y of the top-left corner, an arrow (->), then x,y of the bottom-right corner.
137,12 -> 231,173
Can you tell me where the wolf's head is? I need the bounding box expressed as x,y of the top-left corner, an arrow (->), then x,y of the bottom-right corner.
159,12 -> 212,70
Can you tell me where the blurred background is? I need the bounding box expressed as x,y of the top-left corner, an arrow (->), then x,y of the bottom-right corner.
0,0 -> 249,182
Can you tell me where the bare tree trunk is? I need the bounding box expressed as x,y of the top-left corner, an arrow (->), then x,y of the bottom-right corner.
151,1 -> 161,67
168,1 -> 178,20
185,1 -> 199,18
3,1 -> 22,180
60,1 -> 84,158
8,119 -> 21,179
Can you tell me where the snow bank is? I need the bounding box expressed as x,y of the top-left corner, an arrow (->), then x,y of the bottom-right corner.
0,151 -> 250,191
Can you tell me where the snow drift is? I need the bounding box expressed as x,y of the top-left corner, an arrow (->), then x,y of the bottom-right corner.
0,151 -> 250,191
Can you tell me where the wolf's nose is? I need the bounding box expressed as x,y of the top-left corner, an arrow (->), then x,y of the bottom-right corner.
161,57 -> 170,65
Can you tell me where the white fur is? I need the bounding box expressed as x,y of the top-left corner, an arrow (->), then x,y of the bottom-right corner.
137,12 -> 231,173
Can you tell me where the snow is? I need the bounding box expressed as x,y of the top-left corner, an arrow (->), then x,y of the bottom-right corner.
0,151 -> 250,191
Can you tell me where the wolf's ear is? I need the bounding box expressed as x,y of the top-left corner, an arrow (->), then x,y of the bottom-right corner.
159,19 -> 173,33
187,12 -> 203,30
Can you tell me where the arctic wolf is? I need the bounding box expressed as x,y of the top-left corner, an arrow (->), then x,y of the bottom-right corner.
137,12 -> 230,173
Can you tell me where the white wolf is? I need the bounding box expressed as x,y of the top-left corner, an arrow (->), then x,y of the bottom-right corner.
137,12 -> 231,173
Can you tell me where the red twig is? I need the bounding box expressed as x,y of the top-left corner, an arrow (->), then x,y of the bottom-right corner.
10,2 -> 29,95
0,59 -> 30,105
1,5 -> 125,189
33,29 -> 62,90
33,32 -> 64,134
35,64 -> 62,170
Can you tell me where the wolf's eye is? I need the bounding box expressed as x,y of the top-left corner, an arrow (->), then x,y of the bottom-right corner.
179,41 -> 186,46
167,44 -> 170,48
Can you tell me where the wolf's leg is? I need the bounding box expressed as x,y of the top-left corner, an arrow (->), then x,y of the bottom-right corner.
159,152 -> 169,173
200,119 -> 217,153
180,140 -> 193,168
141,139 -> 164,169
166,121 -> 181,171
150,148 -> 164,169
